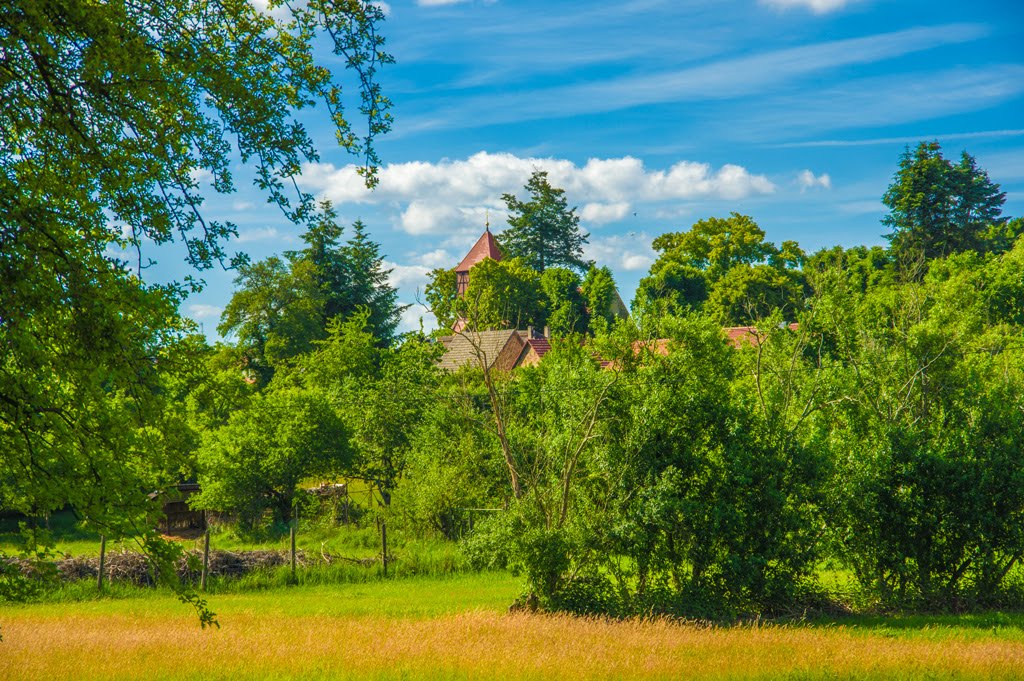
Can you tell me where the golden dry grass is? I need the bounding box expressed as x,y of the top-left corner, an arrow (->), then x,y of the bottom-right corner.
3,606 -> 1024,680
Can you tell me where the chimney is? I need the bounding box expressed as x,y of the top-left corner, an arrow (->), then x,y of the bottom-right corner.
543,325 -> 549,339
527,325 -> 534,338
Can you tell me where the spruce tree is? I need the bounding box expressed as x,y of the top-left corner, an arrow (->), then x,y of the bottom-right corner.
499,170 -> 590,273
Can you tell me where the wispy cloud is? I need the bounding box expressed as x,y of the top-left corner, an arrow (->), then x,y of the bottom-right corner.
397,24 -> 989,133
772,129 -> 1024,148
736,65 -> 1024,139
235,226 -> 280,243
973,148 -> 1024,181
760,0 -> 861,14
186,303 -> 223,321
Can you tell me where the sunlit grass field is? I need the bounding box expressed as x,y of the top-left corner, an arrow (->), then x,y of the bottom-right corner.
4,573 -> 1024,680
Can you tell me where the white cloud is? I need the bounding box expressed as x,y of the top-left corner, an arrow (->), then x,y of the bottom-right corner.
371,1 -> 392,15
249,0 -> 293,20
584,233 -> 656,273
760,0 -> 857,14
414,249 -> 455,268
235,226 -> 280,243
189,168 -> 214,184
797,170 -> 832,191
187,303 -> 223,321
622,254 -> 654,271
399,202 -> 497,237
398,303 -> 434,334
385,261 -> 431,290
304,152 -> 775,236
581,202 -> 631,225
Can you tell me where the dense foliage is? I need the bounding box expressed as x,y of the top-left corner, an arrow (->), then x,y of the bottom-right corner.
220,215 -> 402,383
0,0 -> 391,618
634,213 -> 807,325
4,21 -> 1023,625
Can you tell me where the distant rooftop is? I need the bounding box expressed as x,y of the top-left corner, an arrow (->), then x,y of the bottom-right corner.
436,328 -> 524,372
455,228 -> 502,273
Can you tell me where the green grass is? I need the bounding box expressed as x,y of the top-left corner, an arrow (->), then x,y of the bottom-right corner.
4,575 -> 1024,680
8,571 -> 522,621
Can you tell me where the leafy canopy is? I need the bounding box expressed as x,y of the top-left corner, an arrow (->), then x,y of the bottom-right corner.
635,213 -> 804,325
219,214 -> 403,382
0,0 -> 391,614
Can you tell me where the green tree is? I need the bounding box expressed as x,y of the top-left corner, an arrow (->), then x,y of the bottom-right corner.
220,217 -> 402,380
811,254 -> 1024,606
401,382 -> 506,539
805,245 -> 895,297
499,171 -> 590,272
424,268 -> 460,333
0,0 -> 390,613
334,220 -> 404,344
541,268 -> 587,336
633,260 -> 709,317
457,258 -> 546,332
706,264 -> 804,325
291,212 -> 404,343
218,256 -> 323,382
193,387 -> 353,527
651,213 -> 776,283
883,142 -> 1007,263
636,214 -> 798,322
581,265 -> 621,334
299,311 -> 441,569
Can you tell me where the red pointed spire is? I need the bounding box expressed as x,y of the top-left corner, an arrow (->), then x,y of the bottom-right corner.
455,228 -> 502,273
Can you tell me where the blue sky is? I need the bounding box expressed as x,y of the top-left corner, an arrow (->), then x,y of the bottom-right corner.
174,0 -> 1024,338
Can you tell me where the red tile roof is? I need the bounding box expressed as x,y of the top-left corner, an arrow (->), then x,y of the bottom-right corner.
455,229 -> 502,272
525,338 -> 551,357
723,324 -> 798,348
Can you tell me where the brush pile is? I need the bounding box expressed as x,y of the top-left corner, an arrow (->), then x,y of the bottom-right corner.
4,548 -> 316,586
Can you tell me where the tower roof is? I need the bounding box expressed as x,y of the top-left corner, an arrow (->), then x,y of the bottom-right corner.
455,228 -> 502,272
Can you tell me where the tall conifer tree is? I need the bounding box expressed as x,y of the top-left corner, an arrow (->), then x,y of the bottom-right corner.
499,170 -> 590,273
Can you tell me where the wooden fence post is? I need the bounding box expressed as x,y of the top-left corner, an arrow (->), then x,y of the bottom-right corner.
381,515 -> 388,577
290,519 -> 297,584
200,529 -> 210,591
97,535 -> 106,592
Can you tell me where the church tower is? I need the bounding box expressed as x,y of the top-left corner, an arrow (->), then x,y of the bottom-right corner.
454,223 -> 502,296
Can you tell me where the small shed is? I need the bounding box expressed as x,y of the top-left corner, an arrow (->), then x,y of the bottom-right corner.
149,483 -> 206,535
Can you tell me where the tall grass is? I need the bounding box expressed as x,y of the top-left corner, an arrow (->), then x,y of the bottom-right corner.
3,574 -> 1024,681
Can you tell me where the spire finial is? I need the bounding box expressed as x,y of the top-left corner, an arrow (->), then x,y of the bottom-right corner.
485,210 -> 490,232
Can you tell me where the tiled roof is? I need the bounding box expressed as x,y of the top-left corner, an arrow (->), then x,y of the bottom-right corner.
437,329 -> 523,372
455,229 -> 502,272
723,323 -> 798,348
525,338 -> 551,357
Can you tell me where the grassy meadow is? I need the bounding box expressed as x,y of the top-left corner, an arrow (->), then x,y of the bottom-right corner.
5,514 -> 1024,679
4,573 -> 1024,680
